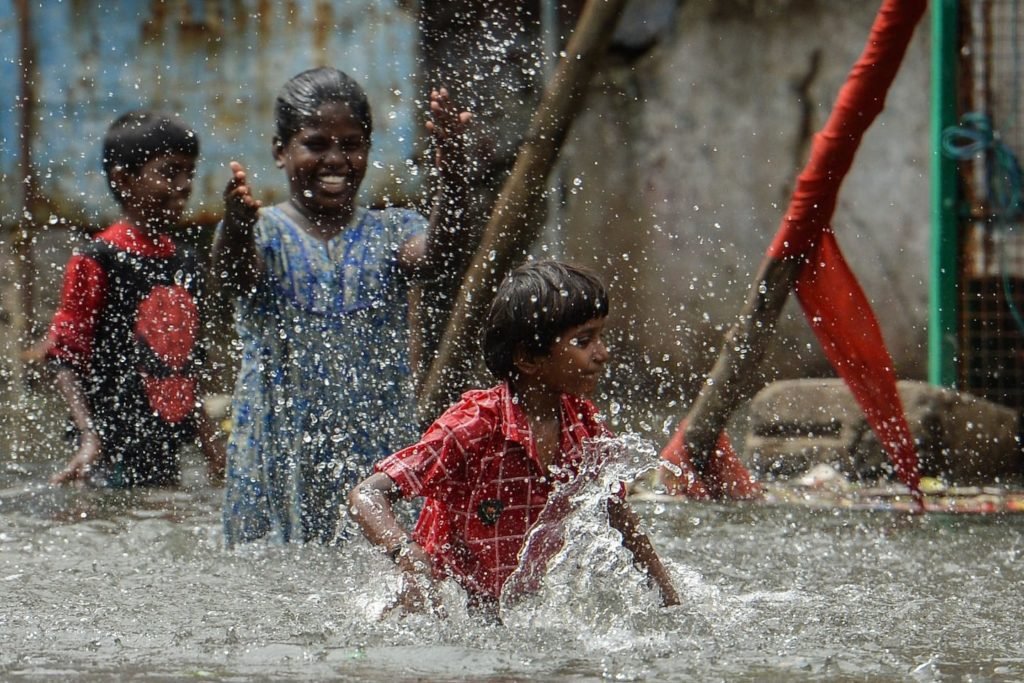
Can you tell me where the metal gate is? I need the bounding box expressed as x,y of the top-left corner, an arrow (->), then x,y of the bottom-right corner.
932,0 -> 1024,412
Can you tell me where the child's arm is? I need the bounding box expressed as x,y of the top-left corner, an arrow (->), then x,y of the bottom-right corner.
399,87 -> 473,277
349,472 -> 436,611
607,499 -> 681,607
212,161 -> 264,295
195,408 -> 226,483
50,367 -> 102,485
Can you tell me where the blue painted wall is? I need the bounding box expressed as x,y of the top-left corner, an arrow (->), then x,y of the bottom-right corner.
0,0 -> 426,227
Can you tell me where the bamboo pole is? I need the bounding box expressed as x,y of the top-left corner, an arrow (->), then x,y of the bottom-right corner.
420,0 -> 629,415
681,256 -> 802,473
14,0 -> 39,355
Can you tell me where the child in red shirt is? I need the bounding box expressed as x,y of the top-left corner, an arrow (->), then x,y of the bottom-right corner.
43,110 -> 225,487
349,260 -> 679,615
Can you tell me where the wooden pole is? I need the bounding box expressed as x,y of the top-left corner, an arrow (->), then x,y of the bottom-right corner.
14,0 -> 39,351
420,0 -> 629,415
682,256 -> 802,472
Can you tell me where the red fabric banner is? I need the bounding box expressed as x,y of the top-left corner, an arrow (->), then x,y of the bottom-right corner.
665,0 -> 926,503
660,422 -> 763,500
795,230 -> 921,498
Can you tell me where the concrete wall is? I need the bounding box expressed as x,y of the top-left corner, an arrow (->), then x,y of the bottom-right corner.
550,0 -> 931,431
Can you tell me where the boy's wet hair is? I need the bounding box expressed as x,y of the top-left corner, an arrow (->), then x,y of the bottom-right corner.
275,67 -> 373,145
101,110 -> 199,185
483,260 -> 609,379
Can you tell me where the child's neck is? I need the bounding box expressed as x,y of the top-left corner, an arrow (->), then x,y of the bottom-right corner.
510,378 -> 562,420
511,380 -> 563,472
282,199 -> 353,242
120,213 -> 170,239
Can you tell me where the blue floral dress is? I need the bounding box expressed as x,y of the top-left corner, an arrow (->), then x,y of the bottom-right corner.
221,205 -> 425,545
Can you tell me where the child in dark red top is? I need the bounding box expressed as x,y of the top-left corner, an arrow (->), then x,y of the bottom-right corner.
43,110 -> 225,487
350,260 -> 679,615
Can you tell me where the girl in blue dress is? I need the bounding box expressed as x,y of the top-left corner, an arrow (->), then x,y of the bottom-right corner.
214,67 -> 470,545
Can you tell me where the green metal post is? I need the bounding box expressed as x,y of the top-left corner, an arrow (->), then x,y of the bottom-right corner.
929,0 -> 960,387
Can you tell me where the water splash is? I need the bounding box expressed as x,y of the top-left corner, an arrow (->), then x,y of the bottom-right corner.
500,434 -> 692,640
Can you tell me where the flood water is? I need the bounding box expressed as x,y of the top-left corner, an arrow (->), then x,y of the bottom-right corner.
2,388 -> 1023,682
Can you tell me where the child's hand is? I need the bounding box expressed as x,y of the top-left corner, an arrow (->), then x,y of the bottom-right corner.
19,337 -> 52,364
425,87 -> 472,181
50,431 -> 101,485
223,161 -> 261,227
383,574 -> 447,619
660,580 -> 681,607
196,409 -> 227,485
381,541 -> 446,618
392,579 -> 430,614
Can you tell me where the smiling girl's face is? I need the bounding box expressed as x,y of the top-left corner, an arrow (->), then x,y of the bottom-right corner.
273,102 -> 369,225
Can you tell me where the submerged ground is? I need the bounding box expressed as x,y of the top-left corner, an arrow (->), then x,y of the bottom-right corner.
2,388 -> 1023,681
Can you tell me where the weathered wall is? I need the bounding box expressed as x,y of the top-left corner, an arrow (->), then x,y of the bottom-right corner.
0,0 -> 426,229
2,0 -> 934,440
552,0 -> 932,429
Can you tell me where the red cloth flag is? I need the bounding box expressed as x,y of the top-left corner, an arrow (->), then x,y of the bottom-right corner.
664,0 -> 925,503
660,421 -> 763,500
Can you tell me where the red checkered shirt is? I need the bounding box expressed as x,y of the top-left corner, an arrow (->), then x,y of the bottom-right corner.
375,382 -> 614,599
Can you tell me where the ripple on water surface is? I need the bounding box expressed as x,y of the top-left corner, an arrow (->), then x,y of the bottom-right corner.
2,438 -> 1024,681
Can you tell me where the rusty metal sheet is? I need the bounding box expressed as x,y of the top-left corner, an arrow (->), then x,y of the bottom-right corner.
0,0 -> 425,228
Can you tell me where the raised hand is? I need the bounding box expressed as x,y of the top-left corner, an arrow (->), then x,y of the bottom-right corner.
223,160 -> 262,228
425,87 -> 472,181
214,160 -> 266,294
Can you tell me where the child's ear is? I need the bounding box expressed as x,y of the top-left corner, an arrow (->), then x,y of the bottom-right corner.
512,345 -> 542,377
271,137 -> 285,168
107,167 -> 133,202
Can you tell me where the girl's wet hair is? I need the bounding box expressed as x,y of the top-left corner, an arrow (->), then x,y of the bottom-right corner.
101,110 -> 199,180
483,260 -> 609,379
275,67 -> 373,145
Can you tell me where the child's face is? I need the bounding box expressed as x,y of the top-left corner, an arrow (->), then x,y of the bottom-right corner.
274,102 -> 369,219
117,153 -> 196,228
531,317 -> 611,398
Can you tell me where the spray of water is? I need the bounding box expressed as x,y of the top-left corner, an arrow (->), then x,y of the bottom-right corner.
494,434 -> 709,650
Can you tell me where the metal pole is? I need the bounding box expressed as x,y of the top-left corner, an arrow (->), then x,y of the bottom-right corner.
929,0 -> 961,387
540,0 -> 565,256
